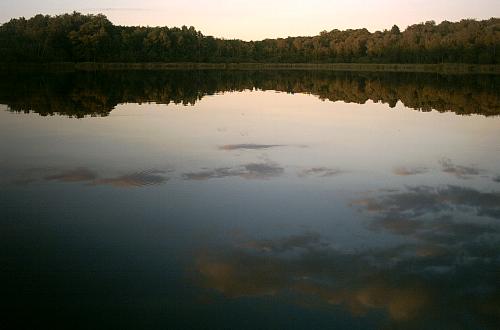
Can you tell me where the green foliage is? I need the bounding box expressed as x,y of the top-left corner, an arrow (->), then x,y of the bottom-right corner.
0,13 -> 498,64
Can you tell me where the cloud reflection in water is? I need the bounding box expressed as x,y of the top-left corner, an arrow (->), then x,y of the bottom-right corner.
219,144 -> 286,151
392,166 -> 429,176
194,184 -> 500,327
92,170 -> 168,187
183,162 -> 284,181
299,167 -> 343,178
45,168 -> 98,182
439,158 -> 483,179
22,168 -> 169,188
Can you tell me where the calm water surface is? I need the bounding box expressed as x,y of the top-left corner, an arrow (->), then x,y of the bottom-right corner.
1,70 -> 499,329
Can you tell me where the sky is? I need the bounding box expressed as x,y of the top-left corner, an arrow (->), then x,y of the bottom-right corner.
0,0 -> 498,40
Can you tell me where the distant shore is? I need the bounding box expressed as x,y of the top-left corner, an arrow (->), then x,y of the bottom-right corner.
1,62 -> 499,74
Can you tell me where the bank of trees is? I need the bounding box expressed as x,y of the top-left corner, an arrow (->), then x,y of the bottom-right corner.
0,12 -> 498,63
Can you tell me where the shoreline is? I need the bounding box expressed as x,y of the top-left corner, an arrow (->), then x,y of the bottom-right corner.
1,62 -> 499,74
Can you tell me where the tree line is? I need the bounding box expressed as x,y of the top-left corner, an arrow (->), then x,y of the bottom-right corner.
1,70 -> 498,117
0,12 -> 498,64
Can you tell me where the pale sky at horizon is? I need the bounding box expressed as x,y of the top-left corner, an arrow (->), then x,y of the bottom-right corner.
0,0 -> 498,40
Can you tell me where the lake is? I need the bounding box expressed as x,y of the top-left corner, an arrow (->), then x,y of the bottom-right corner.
1,70 -> 499,329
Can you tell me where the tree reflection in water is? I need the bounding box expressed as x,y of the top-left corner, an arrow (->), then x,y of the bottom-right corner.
1,70 -> 499,117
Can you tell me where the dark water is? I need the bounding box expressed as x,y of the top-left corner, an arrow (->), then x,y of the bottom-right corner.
1,70 -> 499,329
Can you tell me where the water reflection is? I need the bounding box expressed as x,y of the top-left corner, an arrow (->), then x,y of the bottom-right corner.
183,161 -> 284,181
219,144 -> 286,150
196,243 -> 432,320
298,167 -> 344,178
195,184 -> 500,327
439,158 -> 483,179
1,69 -> 499,328
92,170 -> 168,188
392,166 -> 429,176
45,168 -> 98,182
1,70 -> 499,117
16,167 -> 169,188
196,228 -> 499,326
9,157 -> 500,184
354,185 -> 500,220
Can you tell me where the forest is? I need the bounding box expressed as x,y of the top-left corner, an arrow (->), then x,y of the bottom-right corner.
1,70 -> 498,117
0,12 -> 498,64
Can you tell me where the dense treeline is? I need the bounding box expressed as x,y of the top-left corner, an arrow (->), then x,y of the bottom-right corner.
0,12 -> 498,64
1,70 -> 498,117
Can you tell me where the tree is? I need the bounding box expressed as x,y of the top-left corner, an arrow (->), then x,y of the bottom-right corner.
0,13 -> 498,64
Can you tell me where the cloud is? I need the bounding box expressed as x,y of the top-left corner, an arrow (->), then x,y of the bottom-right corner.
299,167 -> 343,178
195,229 -> 500,326
414,244 -> 448,258
183,162 -> 284,180
182,167 -> 235,181
439,158 -> 482,179
44,168 -> 98,182
10,167 -> 60,185
196,236 -> 430,321
92,170 -> 168,187
242,163 -> 284,179
353,185 -> 500,254
241,232 -> 323,253
354,185 -> 500,220
219,144 -> 285,150
29,168 -> 168,188
368,217 -> 424,235
338,284 -> 429,321
191,184 -> 500,326
393,166 -> 429,176
415,221 -> 493,245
